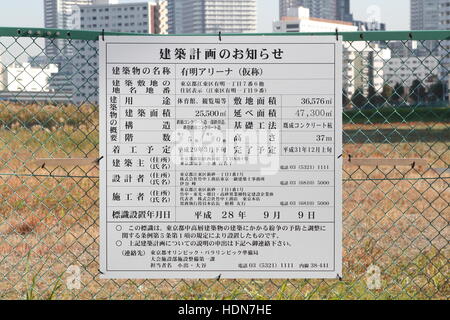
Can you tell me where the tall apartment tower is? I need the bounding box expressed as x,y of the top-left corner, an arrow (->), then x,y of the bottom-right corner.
70,1 -> 158,103
279,0 -> 352,22
336,0 -> 353,22
71,1 -> 157,33
410,0 -> 441,55
410,0 -> 440,30
44,0 -> 118,56
439,0 -> 450,30
167,0 -> 256,34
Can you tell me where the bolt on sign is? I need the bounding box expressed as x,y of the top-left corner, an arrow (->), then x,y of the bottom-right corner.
99,35 -> 342,279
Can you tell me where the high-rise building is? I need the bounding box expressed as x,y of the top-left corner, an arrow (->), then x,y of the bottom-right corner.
44,0 -> 118,56
43,0 -> 119,101
410,0 -> 442,56
279,0 -> 352,22
71,1 -> 157,33
167,0 -> 256,34
336,0 -> 353,22
410,0 -> 440,31
70,1 -> 158,103
441,0 -> 450,30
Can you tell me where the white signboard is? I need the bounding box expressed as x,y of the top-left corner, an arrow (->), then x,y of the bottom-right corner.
99,35 -> 342,279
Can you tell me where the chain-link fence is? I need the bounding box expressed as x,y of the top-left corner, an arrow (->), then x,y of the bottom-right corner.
0,28 -> 448,300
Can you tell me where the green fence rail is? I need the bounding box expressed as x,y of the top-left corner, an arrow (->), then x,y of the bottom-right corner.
0,27 -> 449,300
1,26 -> 450,40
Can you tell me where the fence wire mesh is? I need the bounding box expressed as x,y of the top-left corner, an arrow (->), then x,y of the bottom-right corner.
0,29 -> 448,300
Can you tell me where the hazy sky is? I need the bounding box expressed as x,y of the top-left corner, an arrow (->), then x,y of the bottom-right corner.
0,0 -> 410,31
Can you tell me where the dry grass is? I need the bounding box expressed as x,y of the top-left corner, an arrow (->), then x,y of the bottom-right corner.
0,103 -> 98,130
0,102 -> 448,300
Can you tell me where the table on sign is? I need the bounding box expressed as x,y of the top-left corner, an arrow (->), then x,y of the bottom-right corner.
100,36 -> 342,279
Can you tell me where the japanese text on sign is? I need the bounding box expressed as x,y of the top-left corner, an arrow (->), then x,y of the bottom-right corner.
99,36 -> 343,279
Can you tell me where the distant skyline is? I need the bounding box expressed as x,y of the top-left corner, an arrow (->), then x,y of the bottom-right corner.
0,0 -> 410,32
